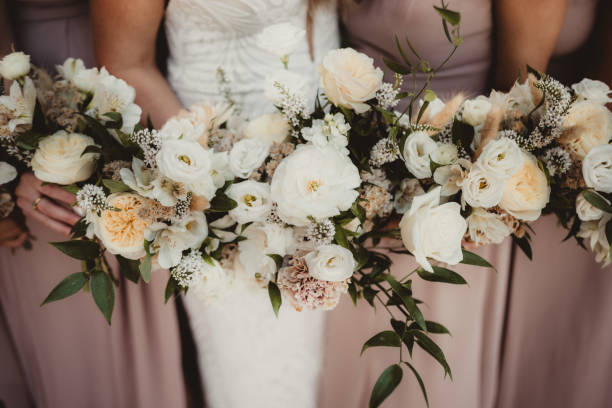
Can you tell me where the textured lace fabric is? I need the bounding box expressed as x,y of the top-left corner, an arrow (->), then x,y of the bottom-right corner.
165,0 -> 340,118
165,1 -> 339,407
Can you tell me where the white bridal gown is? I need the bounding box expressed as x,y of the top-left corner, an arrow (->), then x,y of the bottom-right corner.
164,1 -> 339,407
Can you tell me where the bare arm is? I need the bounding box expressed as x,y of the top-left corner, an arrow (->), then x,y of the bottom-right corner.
494,0 -> 571,90
91,0 -> 182,127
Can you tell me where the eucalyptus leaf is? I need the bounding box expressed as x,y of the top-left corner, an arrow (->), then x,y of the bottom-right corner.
267,281 -> 282,317
369,364 -> 403,408
360,330 -> 401,356
139,254 -> 152,283
102,179 -> 131,193
41,272 -> 88,305
91,270 -> 115,324
582,190 -> 612,213
51,240 -> 100,260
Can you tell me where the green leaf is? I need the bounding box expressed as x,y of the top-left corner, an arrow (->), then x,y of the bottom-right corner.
208,193 -> 238,212
433,6 -> 461,25
513,235 -> 533,260
334,224 -> 350,249
394,35 -> 413,67
81,144 -> 102,157
117,255 -> 140,283
268,281 -> 282,317
461,249 -> 494,269
369,364 -> 403,408
382,57 -> 411,75
390,319 -> 414,354
61,184 -> 81,195
417,266 -> 467,285
267,254 -> 284,271
15,130 -> 45,150
348,280 -> 358,306
139,254 -> 152,283
451,118 -> 474,150
361,330 -> 401,356
165,276 -> 178,304
411,330 -> 452,378
41,272 -> 88,305
417,100 -> 430,124
91,270 -> 115,324
582,190 -> 612,213
424,89 -> 437,102
102,179 -> 130,193
351,201 -> 366,223
363,287 -> 378,307
51,240 -> 100,260
403,362 -> 429,407
386,275 -> 426,330
70,217 -> 89,239
409,320 -> 451,335
103,111 -> 123,129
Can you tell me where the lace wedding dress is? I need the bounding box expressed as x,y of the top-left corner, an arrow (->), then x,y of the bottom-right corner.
164,1 -> 339,407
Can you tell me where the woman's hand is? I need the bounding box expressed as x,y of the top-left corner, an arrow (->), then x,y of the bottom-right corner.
0,217 -> 28,248
15,172 -> 81,236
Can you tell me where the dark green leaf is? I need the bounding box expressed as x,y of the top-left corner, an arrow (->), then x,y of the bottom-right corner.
41,272 -> 88,305
139,254 -> 152,283
15,130 -> 45,150
409,320 -> 451,335
417,266 -> 467,284
606,220 -> 612,260
81,144 -> 102,157
334,224 -> 350,249
417,100 -> 430,124
582,190 -> 612,213
382,57 -> 411,75
451,118 -> 474,150
513,235 -> 533,260
117,255 -> 140,283
268,281 -> 282,317
267,254 -> 284,271
411,330 -> 452,378
361,330 -> 401,356
390,319 -> 414,354
103,111 -> 123,129
51,240 -> 100,260
461,249 -> 494,269
394,35 -> 413,67
165,276 -> 178,304
363,287 -> 378,307
369,364 -> 403,408
348,279 -> 358,306
386,275 -> 426,330
91,270 -> 115,324
351,202 -> 366,223
403,361 -> 429,407
433,6 -> 461,25
208,194 -> 238,212
102,179 -> 130,193
61,184 -> 81,195
70,217 -> 89,239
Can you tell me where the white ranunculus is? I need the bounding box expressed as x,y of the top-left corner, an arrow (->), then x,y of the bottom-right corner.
462,99 -> 492,127
583,144 -> 612,193
433,142 -> 458,165
399,186 -> 466,272
87,68 -> 141,135
467,208 -> 512,246
402,131 -> 437,178
56,58 -> 85,81
0,52 -> 30,80
31,130 -> 99,185
0,77 -> 36,132
499,152 -> 550,221
433,159 -> 472,197
229,138 -> 270,179
572,78 -> 612,106
94,193 -> 150,260
264,69 -> 309,105
461,166 -> 505,208
120,157 -> 185,206
394,178 -> 425,213
156,139 -> 216,198
476,137 -> 523,179
238,222 -> 294,283
226,180 -> 272,224
304,244 -> 356,281
576,192 -> 607,221
270,144 -> 361,226
0,162 -> 17,185
301,112 -> 350,154
244,113 -> 290,145
318,48 -> 383,113
577,214 -> 611,267
146,212 -> 208,269
559,101 -> 612,160
256,23 -> 306,58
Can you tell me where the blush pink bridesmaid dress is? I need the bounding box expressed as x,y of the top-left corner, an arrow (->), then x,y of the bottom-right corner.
319,1 -> 513,407
0,1 -> 187,407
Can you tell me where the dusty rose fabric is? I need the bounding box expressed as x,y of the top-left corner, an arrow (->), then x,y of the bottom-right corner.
0,1 -> 186,407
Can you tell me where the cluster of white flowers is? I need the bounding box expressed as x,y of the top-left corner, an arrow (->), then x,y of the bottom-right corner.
370,138 -> 399,167
376,82 -> 400,110
130,129 -> 162,168
76,184 -> 108,215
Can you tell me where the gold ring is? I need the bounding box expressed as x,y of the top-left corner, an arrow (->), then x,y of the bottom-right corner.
32,197 -> 42,210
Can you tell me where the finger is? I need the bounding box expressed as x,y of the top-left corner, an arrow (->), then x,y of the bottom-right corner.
0,227 -> 23,241
1,231 -> 28,248
37,198 -> 81,226
39,184 -> 77,206
19,199 -> 71,236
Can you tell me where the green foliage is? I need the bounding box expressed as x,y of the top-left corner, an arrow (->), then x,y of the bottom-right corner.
41,272 -> 88,305
361,330 -> 402,356
165,276 -> 179,304
417,266 -> 467,285
91,270 -> 115,324
267,281 -> 282,317
267,254 -> 284,271
208,193 -> 238,212
70,217 -> 89,239
403,361 -> 429,407
102,178 -> 130,193
411,330 -> 452,378
582,190 -> 612,213
139,255 -> 152,283
369,364 -> 403,408
460,249 -> 494,269
117,255 -> 140,283
51,240 -> 100,260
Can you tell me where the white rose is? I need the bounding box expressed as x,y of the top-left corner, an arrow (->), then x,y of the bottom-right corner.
499,152 -> 550,221
572,78 -> 612,106
244,113 -> 290,145
94,193 -> 150,260
467,208 -> 512,246
238,222 -> 294,283
264,69 -> 309,105
318,48 -> 383,113
256,23 -> 306,58
0,52 -> 30,80
462,166 -> 505,208
399,186 -> 466,272
433,143 -> 458,165
402,131 -> 437,178
229,138 -> 270,179
462,99 -> 492,127
226,180 -> 272,224
576,192 -> 607,221
159,117 -> 207,142
156,139 -> 217,198
31,130 -> 99,185
476,137 -> 523,179
433,159 -> 471,197
0,162 -> 17,185
304,244 -> 356,281
146,212 -> 208,269
582,144 -> 612,193
270,144 -> 361,226
559,101 -> 612,160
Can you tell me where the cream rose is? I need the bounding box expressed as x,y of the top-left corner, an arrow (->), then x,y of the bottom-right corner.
571,78 -> 612,106
244,113 -> 290,145
399,186 -> 467,272
304,244 -> 356,282
0,162 -> 17,185
559,101 -> 612,160
402,131 -> 437,179
318,48 -> 383,113
582,144 -> 612,193
499,153 -> 550,221
467,208 -> 513,246
229,138 -> 270,179
226,180 -> 272,224
94,193 -> 150,260
576,192 -> 607,221
476,138 -> 523,179
462,99 -> 492,127
31,130 -> 99,185
0,52 -> 30,80
461,166 -> 505,208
